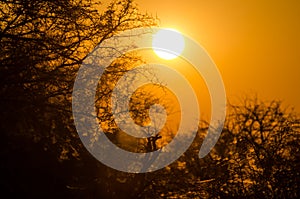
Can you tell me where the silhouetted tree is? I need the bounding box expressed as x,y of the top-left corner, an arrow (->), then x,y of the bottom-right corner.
139,97 -> 300,198
204,97 -> 300,198
0,0 -> 157,197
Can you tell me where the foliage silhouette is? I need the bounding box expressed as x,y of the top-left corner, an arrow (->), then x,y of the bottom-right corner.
141,97 -> 300,198
1,0 -> 158,198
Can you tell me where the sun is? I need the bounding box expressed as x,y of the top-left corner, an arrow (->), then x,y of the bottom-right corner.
152,28 -> 185,60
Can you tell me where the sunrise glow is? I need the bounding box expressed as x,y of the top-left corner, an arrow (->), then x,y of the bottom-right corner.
152,28 -> 185,60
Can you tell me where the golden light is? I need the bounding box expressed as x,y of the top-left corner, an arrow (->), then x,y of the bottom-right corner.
152,28 -> 185,60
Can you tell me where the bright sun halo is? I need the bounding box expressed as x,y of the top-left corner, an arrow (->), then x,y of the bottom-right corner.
152,28 -> 185,60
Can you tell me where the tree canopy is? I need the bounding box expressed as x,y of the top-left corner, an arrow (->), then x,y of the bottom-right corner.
1,0 -> 158,197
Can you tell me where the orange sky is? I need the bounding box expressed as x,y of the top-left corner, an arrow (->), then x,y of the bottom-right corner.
136,0 -> 300,112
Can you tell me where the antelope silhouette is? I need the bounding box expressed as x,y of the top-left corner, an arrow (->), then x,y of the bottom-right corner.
146,134 -> 162,151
